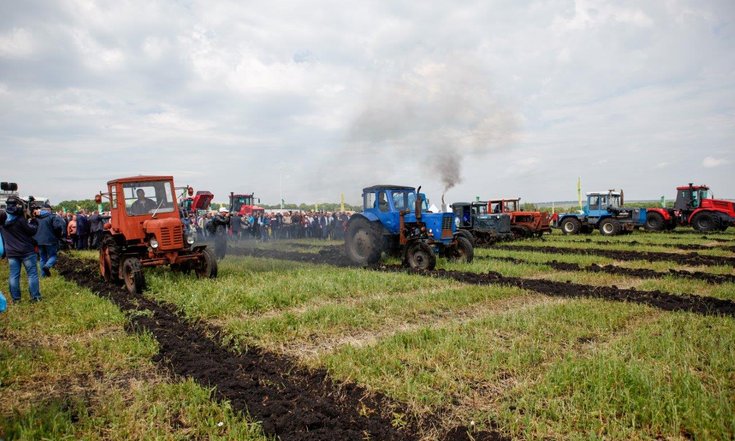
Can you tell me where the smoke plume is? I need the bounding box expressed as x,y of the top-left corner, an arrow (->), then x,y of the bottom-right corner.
345,59 -> 519,194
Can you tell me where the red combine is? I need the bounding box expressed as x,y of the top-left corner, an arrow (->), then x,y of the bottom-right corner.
229,192 -> 264,216
180,186 -> 214,215
646,184 -> 735,232
487,198 -> 552,238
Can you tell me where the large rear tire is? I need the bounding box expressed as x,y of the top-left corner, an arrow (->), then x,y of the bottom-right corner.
100,233 -> 121,283
447,236 -> 474,263
560,218 -> 581,235
599,218 -> 621,236
195,248 -> 218,279
121,257 -> 145,294
691,212 -> 719,232
645,212 -> 665,231
345,217 -> 382,266
404,241 -> 436,270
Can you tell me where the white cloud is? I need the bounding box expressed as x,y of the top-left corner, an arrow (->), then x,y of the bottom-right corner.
702,156 -> 730,168
0,27 -> 34,57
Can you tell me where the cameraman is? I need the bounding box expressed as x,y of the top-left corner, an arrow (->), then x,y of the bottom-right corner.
0,196 -> 41,303
34,203 -> 66,277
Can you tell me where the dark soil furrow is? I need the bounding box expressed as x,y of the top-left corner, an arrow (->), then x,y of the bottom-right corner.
483,256 -> 735,284
494,244 -> 735,267
55,254 -> 503,441
228,247 -> 735,317
551,238 -> 735,252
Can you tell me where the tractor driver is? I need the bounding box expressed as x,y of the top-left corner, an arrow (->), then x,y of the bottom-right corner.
376,192 -> 389,212
130,189 -> 157,215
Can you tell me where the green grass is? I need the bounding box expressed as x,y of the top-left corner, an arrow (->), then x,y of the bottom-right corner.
145,256 -> 457,320
319,300 -> 652,413
10,232 -> 733,440
0,260 -> 267,441
494,312 -> 735,440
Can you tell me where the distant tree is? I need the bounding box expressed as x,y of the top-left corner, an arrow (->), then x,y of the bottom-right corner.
57,199 -> 109,213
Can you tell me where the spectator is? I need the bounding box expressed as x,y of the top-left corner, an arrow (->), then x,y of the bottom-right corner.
89,210 -> 104,249
67,214 -> 78,248
0,196 -> 41,303
76,210 -> 89,250
34,203 -> 66,277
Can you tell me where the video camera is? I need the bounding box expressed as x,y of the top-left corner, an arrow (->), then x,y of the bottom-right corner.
1,182 -> 40,218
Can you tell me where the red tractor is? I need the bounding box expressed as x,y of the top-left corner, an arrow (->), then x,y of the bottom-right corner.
96,176 -> 217,294
487,198 -> 552,238
229,192 -> 264,216
646,184 -> 735,232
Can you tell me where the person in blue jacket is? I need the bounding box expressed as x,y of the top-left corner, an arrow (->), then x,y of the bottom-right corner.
0,196 -> 41,303
34,203 -> 66,277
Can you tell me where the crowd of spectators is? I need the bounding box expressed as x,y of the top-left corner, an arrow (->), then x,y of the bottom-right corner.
191,209 -> 352,242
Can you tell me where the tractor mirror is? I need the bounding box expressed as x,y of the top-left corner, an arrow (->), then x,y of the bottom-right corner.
187,186 -> 194,196
94,194 -> 102,204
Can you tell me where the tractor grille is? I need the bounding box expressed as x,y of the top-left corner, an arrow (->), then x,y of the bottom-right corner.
442,214 -> 453,239
159,225 -> 183,250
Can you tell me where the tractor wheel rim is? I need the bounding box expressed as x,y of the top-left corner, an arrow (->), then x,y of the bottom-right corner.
603,224 -> 612,233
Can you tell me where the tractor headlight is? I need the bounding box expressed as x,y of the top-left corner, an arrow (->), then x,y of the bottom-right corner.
187,230 -> 196,245
150,237 -> 159,249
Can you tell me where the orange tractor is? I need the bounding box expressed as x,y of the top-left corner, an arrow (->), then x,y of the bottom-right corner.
96,176 -> 217,294
488,198 -> 552,238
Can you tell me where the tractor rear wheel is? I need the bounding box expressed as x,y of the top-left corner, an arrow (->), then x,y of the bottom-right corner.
692,212 -> 719,232
345,217 -> 382,266
645,212 -> 665,231
100,234 -> 121,283
404,241 -> 436,270
121,257 -> 145,294
599,219 -> 621,236
195,248 -> 218,279
560,218 -> 582,235
447,236 -> 474,263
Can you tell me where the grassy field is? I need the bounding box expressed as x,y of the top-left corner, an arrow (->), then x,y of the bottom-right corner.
2,228 -> 734,440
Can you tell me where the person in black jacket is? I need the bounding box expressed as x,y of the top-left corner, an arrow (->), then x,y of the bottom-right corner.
0,196 -> 42,303
33,203 -> 66,277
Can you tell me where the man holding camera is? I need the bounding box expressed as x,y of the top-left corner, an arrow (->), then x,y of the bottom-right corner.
0,196 -> 41,303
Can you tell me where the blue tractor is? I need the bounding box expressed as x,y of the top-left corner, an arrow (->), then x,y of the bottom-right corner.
345,185 -> 474,270
554,190 -> 647,236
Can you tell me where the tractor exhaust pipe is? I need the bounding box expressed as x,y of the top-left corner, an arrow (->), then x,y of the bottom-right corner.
415,186 -> 422,222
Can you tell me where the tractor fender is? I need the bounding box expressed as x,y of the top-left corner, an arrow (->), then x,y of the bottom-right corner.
646,208 -> 672,221
556,214 -> 584,227
688,208 -> 735,226
346,212 -> 379,226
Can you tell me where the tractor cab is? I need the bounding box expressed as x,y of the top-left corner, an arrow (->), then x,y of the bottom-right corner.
229,192 -> 264,216
488,199 -> 520,213
674,184 -> 711,210
361,185 -> 452,240
585,190 -> 623,217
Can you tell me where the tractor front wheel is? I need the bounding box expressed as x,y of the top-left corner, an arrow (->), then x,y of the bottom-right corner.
645,212 -> 665,231
195,248 -> 218,279
560,218 -> 582,235
447,236 -> 474,263
345,217 -> 382,266
121,257 -> 145,294
599,219 -> 621,236
404,241 -> 436,271
692,212 -> 719,232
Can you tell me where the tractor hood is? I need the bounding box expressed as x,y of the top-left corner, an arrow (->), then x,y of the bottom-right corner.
476,213 -> 512,234
404,211 -> 455,240
143,217 -> 185,251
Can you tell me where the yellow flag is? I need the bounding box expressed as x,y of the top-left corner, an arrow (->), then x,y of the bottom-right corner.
340,193 -> 345,212
577,177 -> 582,210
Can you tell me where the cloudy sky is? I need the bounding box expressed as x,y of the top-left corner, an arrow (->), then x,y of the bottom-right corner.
1,0 -> 733,206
